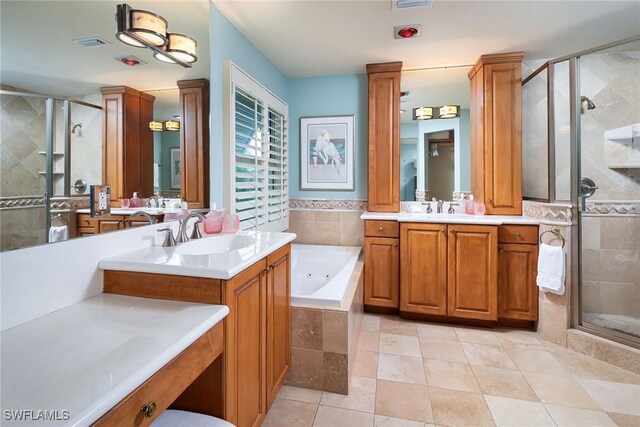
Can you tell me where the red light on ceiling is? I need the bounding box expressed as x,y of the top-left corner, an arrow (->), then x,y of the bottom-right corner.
121,57 -> 140,66
397,27 -> 418,38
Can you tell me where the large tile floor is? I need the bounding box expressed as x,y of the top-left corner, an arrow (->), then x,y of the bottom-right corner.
263,314 -> 640,427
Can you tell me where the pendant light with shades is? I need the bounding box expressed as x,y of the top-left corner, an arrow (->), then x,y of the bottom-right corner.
116,3 -> 197,68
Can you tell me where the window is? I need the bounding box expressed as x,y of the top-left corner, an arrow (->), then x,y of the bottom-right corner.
225,63 -> 289,231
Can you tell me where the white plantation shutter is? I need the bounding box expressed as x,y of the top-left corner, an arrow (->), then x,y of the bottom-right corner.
226,63 -> 289,231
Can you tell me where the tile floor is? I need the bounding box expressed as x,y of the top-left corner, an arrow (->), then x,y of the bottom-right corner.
263,314 -> 640,427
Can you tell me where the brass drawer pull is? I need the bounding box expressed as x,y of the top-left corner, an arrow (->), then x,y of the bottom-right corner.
141,402 -> 157,418
488,198 -> 494,206
378,226 -> 384,232
450,229 -> 457,235
514,232 -> 521,238
393,243 -> 398,248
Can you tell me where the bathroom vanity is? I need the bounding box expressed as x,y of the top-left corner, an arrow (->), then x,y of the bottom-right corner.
362,214 -> 539,325
98,231 -> 295,427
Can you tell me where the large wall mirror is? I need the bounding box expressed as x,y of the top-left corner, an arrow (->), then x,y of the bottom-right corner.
400,67 -> 472,202
0,0 -> 210,251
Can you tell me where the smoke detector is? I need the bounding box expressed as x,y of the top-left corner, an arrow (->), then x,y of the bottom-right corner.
392,0 -> 431,11
114,56 -> 146,67
394,24 -> 423,39
73,37 -> 109,48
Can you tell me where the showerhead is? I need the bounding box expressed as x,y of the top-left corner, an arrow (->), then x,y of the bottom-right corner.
71,123 -> 83,134
580,96 -> 596,111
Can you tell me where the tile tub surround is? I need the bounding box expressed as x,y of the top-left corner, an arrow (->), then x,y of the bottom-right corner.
263,313 -> 640,427
286,261 -> 364,394
288,207 -> 365,247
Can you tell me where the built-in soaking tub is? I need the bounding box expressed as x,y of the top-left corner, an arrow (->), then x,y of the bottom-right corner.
287,244 -> 364,395
291,244 -> 361,307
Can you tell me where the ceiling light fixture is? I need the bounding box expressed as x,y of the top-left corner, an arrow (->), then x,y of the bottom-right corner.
413,107 -> 435,120
439,105 -> 460,119
115,3 -> 197,68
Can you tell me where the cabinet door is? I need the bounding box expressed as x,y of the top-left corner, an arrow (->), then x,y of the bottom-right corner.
367,63 -> 401,212
98,217 -> 125,234
484,62 -> 522,214
498,243 -> 538,320
447,225 -> 498,320
266,245 -> 290,409
364,237 -> 399,308
400,223 -> 448,315
223,260 -> 267,427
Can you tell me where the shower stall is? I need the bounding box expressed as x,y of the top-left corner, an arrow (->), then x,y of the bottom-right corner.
522,36 -> 640,347
0,89 -> 102,251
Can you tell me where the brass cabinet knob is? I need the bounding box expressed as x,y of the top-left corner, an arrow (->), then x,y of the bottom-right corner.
441,228 -> 446,233
378,226 -> 384,232
488,198 -> 494,206
450,229 -> 457,235
141,402 -> 157,418
393,243 -> 398,248
514,232 -> 521,238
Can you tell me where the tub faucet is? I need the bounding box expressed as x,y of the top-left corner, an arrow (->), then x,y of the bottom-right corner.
177,212 -> 206,244
129,211 -> 156,225
436,200 -> 444,214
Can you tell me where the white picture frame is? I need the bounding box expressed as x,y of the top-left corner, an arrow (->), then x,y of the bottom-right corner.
300,115 -> 355,190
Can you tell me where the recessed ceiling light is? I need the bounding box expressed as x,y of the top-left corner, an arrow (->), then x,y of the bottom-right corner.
394,24 -> 423,40
114,55 -> 146,66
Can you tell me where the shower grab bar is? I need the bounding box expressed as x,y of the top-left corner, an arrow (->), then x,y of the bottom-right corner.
539,226 -> 565,248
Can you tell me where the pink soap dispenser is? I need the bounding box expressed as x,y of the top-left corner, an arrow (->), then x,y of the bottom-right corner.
464,195 -> 475,215
130,192 -> 140,208
204,203 -> 224,234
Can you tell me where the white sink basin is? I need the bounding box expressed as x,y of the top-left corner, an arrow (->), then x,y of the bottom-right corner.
174,235 -> 256,256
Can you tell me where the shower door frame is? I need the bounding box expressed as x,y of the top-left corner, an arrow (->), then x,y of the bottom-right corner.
568,36 -> 640,348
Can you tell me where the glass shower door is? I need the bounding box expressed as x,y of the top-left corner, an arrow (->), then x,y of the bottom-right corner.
578,40 -> 640,343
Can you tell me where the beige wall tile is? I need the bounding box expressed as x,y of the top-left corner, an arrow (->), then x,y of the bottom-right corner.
315,210 -> 341,223
322,310 -> 348,354
288,220 -> 316,244
291,307 -> 323,350
287,347 -> 324,390
314,221 -> 341,245
323,352 -> 348,395
290,210 -> 316,222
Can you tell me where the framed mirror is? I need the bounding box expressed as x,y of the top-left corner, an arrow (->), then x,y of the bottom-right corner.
0,0 -> 210,251
400,66 -> 472,202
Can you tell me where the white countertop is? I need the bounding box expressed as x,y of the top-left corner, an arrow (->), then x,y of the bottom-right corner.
76,207 -> 180,216
98,231 -> 297,279
0,293 -> 229,427
361,211 -> 539,225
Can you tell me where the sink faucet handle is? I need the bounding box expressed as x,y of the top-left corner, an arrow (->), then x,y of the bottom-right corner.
448,202 -> 460,214
425,202 -> 433,213
190,220 -> 203,240
157,228 -> 177,247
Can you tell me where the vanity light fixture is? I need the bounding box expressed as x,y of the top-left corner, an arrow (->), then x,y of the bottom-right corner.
149,121 -> 164,132
413,106 -> 435,120
439,105 -> 460,119
164,120 -> 180,131
115,4 -> 197,68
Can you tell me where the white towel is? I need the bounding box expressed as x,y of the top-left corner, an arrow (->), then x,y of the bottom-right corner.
154,163 -> 160,188
48,225 -> 69,243
536,243 -> 565,295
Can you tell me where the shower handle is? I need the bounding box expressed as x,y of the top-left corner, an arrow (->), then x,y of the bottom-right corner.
579,177 -> 598,212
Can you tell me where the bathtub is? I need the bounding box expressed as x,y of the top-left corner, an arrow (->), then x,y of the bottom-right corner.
290,244 -> 361,307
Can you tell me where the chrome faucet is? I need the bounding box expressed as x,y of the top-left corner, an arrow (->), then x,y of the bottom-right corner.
129,211 -> 156,224
176,212 -> 206,244
448,202 -> 460,214
436,200 -> 444,214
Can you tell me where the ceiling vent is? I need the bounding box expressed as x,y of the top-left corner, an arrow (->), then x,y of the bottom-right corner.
392,0 -> 431,11
73,37 -> 109,48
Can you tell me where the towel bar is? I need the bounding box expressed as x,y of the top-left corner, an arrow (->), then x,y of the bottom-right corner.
539,226 -> 565,248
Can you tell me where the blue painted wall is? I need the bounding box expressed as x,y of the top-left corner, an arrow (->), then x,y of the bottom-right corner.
154,132 -> 180,190
400,143 -> 417,201
288,74 -> 368,200
210,5 -> 290,207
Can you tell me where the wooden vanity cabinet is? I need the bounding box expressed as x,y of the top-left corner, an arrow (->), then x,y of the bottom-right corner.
447,225 -> 498,321
366,62 -> 402,212
103,244 -> 291,427
498,225 -> 539,321
400,223 -> 447,315
76,214 -> 159,236
400,223 -> 498,321
469,52 -> 524,215
364,220 -> 400,309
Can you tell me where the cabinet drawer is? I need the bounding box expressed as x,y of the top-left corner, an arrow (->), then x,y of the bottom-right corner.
498,225 -> 538,244
94,323 -> 223,426
365,220 -> 399,238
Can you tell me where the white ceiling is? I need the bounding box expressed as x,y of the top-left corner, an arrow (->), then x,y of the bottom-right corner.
214,0 -> 640,78
0,1 -> 210,97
